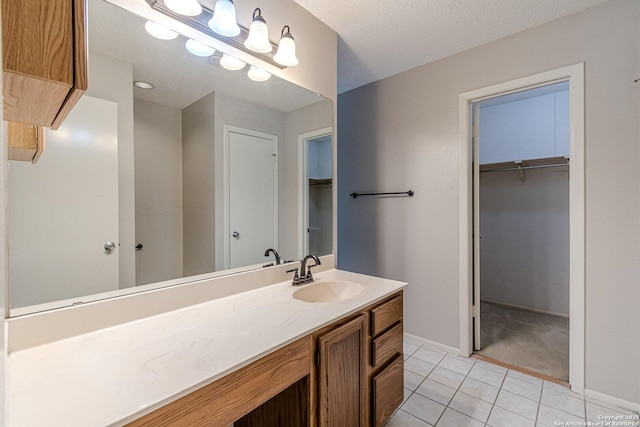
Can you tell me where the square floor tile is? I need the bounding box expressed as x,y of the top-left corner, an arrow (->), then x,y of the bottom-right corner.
507,369 -> 544,386
402,393 -> 446,425
405,369 -> 426,391
438,355 -> 474,376
428,367 -> 465,389
404,388 -> 413,404
543,380 -> 581,398
495,389 -> 538,420
459,377 -> 499,403
414,348 -> 446,365
541,387 -> 585,418
415,379 -> 456,406
404,341 -> 420,356
448,391 -> 492,423
586,396 -> 637,415
436,408 -> 484,427
502,375 -> 542,401
468,364 -> 506,388
537,404 -> 585,426
487,406 -> 535,427
386,409 -> 434,427
475,359 -> 508,374
404,335 -> 425,346
405,356 -> 436,377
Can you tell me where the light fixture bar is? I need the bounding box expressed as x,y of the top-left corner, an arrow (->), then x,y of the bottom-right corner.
145,0 -> 285,69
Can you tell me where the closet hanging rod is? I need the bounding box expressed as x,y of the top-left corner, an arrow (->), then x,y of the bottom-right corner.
481,162 -> 569,174
350,190 -> 414,198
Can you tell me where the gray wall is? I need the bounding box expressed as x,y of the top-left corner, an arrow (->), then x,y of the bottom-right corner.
182,92 -> 216,276
283,99 -> 333,258
338,0 -> 640,403
134,99 -> 184,286
480,168 -> 569,316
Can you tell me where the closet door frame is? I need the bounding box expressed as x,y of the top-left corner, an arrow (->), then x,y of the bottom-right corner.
457,63 -> 585,393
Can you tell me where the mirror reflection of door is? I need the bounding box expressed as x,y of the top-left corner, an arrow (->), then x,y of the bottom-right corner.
8,96 -> 120,308
300,129 -> 333,256
227,127 -> 278,269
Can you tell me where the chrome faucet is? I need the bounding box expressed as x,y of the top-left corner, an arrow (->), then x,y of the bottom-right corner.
287,254 -> 321,286
264,248 -> 281,265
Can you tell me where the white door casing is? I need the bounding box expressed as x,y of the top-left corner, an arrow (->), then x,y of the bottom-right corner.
224,126 -> 278,269
458,63 -> 585,392
9,95 -> 120,309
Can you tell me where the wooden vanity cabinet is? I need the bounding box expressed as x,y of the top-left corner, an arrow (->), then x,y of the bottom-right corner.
2,0 -> 88,161
316,314 -> 367,426
128,290 -> 404,427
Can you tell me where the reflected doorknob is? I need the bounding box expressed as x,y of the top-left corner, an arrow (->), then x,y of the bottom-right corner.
232,231 -> 240,239
104,242 -> 116,252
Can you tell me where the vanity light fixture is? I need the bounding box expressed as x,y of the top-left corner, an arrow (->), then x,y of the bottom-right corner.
185,38 -> 216,57
220,54 -> 246,70
248,66 -> 271,82
208,0 -> 241,37
145,20 -> 179,40
134,81 -> 155,89
273,26 -> 298,67
244,8 -> 272,53
165,0 -> 202,16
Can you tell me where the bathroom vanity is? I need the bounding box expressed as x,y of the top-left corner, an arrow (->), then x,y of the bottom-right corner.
7,269 -> 405,426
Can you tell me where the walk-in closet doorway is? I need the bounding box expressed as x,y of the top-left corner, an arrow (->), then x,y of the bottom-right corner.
458,64 -> 585,392
473,81 -> 570,381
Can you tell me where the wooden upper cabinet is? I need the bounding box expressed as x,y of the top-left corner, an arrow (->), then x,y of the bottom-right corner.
2,0 -> 88,129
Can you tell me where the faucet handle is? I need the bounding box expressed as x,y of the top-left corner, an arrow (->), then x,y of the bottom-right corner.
286,268 -> 299,280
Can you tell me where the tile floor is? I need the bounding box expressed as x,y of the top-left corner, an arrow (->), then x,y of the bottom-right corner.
387,336 -> 640,427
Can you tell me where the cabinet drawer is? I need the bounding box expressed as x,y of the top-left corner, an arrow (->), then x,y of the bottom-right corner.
371,322 -> 403,367
372,355 -> 404,427
370,293 -> 403,336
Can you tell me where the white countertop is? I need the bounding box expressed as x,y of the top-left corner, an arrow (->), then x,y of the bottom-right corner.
7,269 -> 405,426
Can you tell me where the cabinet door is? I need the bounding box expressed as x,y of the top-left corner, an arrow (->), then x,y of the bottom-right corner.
318,314 -> 366,426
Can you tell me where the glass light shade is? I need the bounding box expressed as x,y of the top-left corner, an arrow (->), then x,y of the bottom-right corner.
145,20 -> 179,40
248,66 -> 271,82
165,0 -> 202,16
220,54 -> 246,70
244,9 -> 272,53
185,39 -> 216,57
274,33 -> 298,67
208,0 -> 240,37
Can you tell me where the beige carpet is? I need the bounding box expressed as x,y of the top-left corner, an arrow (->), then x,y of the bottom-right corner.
477,301 -> 569,381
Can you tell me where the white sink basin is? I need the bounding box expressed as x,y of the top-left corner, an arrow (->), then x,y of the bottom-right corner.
293,281 -> 363,303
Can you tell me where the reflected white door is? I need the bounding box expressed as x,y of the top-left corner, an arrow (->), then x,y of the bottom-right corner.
9,96 -> 119,308
228,128 -> 278,269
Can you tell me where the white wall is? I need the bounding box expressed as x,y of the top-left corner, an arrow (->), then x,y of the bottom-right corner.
480,168 -> 569,315
182,92 -> 216,277
86,51 -> 136,288
134,99 -> 183,286
338,0 -> 640,404
0,9 -> 6,423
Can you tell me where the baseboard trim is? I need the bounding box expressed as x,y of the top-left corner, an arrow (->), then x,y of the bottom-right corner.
585,389 -> 640,413
404,333 -> 460,355
481,299 -> 570,319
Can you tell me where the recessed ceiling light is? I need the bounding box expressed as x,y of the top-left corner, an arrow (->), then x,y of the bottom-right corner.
134,81 -> 155,90
144,20 -> 179,40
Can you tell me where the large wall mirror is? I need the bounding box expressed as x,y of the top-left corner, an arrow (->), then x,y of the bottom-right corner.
8,0 -> 333,315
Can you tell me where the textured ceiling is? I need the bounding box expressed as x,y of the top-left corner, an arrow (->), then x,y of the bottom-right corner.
293,0 -> 610,93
